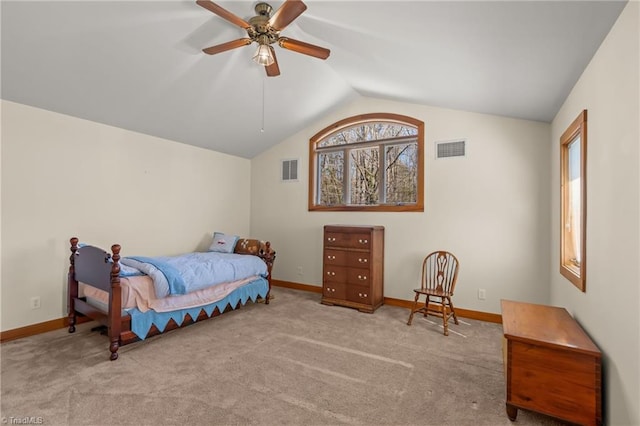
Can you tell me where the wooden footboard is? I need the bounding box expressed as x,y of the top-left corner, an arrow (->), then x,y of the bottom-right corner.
68,237 -> 276,361
68,237 -> 122,360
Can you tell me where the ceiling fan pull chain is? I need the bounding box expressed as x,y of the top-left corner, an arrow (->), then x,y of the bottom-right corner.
261,78 -> 265,133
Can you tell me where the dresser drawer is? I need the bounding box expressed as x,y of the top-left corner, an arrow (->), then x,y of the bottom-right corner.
324,232 -> 347,247
323,282 -> 346,300
323,265 -> 348,284
324,249 -> 348,266
324,232 -> 372,250
346,233 -> 372,250
347,285 -> 371,304
325,250 -> 371,268
346,252 -> 371,268
347,268 -> 370,286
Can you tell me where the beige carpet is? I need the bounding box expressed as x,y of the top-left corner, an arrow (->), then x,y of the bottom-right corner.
1,287 -> 565,425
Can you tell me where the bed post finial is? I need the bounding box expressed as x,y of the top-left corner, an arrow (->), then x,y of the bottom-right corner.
68,237 -> 79,333
111,244 -> 121,276
70,237 -> 79,270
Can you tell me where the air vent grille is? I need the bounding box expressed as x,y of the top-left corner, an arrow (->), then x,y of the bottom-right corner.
281,159 -> 298,181
436,140 -> 466,158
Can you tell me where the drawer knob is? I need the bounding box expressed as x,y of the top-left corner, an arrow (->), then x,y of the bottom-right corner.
358,275 -> 367,280
358,258 -> 368,263
332,288 -> 336,292
358,293 -> 368,298
328,237 -> 336,242
327,255 -> 336,260
327,271 -> 336,276
358,239 -> 368,244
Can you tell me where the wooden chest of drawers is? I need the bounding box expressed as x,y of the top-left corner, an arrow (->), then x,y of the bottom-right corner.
321,225 -> 384,313
501,300 -> 602,426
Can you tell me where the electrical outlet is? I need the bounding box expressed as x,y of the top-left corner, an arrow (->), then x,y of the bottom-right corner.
296,266 -> 303,276
30,296 -> 41,309
478,289 -> 486,300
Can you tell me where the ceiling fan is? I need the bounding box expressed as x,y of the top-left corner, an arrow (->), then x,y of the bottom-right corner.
196,0 -> 330,77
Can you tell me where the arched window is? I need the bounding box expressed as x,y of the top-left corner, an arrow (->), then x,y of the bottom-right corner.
309,113 -> 424,212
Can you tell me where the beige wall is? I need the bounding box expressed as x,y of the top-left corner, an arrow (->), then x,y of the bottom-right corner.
0,100 -> 252,331
0,101 -> 3,329
550,2 -> 639,425
250,97 -> 551,315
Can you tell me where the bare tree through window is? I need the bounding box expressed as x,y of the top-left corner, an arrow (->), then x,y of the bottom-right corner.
310,113 -> 424,212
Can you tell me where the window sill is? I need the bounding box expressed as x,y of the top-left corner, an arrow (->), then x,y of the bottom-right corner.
560,264 -> 585,292
309,204 -> 424,212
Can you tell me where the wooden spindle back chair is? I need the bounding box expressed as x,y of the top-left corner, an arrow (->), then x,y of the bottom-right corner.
407,251 -> 460,335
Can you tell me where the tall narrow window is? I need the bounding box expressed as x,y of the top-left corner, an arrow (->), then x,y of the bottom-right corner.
560,110 -> 587,291
309,113 -> 424,212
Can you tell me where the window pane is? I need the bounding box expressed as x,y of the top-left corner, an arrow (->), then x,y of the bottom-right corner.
559,109 -> 586,291
318,151 -> 344,205
385,143 -> 418,203
567,137 -> 581,265
318,122 -> 418,148
309,113 -> 424,212
350,148 -> 379,205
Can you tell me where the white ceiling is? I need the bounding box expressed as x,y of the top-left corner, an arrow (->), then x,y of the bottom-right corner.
1,1 -> 627,158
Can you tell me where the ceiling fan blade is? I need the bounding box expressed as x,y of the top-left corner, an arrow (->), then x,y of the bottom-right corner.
196,0 -> 252,30
278,37 -> 330,60
265,46 -> 281,77
203,38 -> 252,55
269,0 -> 307,31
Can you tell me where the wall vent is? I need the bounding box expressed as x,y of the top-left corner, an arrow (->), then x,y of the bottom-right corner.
281,159 -> 298,182
436,140 -> 466,159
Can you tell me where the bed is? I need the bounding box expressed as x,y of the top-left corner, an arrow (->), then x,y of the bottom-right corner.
67,234 -> 276,361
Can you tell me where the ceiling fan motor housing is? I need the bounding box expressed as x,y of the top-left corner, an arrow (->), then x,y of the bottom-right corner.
248,3 -> 279,44
254,2 -> 272,16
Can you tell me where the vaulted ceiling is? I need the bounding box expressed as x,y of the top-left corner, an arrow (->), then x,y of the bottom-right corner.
1,1 -> 627,158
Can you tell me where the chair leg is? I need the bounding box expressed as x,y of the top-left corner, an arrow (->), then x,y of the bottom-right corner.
448,297 -> 459,325
407,293 -> 420,325
423,295 -> 430,317
441,300 -> 449,336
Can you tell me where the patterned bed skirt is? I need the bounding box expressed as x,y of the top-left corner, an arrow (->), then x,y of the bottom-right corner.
127,277 -> 269,339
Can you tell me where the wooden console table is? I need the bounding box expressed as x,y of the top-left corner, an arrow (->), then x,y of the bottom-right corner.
501,299 -> 602,426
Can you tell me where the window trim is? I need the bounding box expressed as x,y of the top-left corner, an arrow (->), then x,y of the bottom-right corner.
308,113 -> 424,212
560,110 -> 587,291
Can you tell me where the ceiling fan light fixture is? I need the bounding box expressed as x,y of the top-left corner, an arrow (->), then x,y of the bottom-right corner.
253,43 -> 274,66
197,0 -> 330,76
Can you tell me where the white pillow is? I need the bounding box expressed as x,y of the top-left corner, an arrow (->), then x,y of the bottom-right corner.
208,232 -> 239,253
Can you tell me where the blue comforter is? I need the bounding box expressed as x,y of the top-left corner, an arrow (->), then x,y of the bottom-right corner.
120,252 -> 268,298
